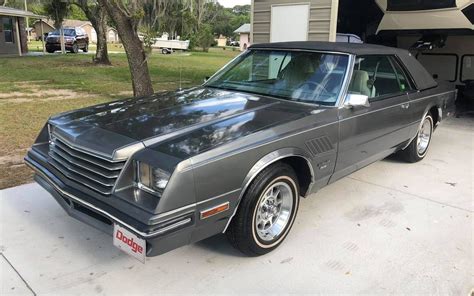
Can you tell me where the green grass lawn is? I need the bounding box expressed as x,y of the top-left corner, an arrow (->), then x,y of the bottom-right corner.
0,48 -> 239,189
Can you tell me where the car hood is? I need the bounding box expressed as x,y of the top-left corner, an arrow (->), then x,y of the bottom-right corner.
49,87 -> 311,160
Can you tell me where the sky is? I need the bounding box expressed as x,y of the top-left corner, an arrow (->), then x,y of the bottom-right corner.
218,0 -> 251,8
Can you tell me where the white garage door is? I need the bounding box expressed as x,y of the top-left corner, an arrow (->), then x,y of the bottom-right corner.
270,4 -> 310,43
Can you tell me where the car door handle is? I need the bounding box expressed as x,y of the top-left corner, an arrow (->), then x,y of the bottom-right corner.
401,103 -> 410,109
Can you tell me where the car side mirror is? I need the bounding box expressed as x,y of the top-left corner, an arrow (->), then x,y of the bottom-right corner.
344,94 -> 370,109
204,76 -> 210,83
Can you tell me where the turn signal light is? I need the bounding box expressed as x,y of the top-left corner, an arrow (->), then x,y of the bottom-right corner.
200,202 -> 230,220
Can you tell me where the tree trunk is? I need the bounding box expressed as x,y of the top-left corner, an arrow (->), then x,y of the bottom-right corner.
93,20 -> 110,65
98,0 -> 154,97
82,2 -> 111,65
60,26 -> 66,54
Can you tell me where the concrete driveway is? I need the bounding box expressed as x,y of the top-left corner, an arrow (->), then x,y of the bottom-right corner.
1,117 -> 472,295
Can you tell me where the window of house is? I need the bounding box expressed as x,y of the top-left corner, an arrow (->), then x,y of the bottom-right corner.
349,55 -> 405,100
461,55 -> 474,82
417,54 -> 457,82
2,17 -> 14,43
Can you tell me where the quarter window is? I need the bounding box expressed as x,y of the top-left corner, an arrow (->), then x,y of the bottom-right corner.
2,17 -> 14,43
390,57 -> 413,92
349,55 -> 405,100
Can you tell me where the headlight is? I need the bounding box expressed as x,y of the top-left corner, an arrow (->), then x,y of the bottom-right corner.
136,161 -> 170,194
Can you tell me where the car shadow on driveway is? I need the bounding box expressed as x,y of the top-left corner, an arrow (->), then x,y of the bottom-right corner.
193,234 -> 247,257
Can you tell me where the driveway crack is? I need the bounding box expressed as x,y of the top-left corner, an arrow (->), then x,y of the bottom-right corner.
1,253 -> 37,296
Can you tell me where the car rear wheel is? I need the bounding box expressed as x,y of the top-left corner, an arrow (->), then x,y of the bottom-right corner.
83,43 -> 88,53
226,162 -> 300,256
399,113 -> 434,163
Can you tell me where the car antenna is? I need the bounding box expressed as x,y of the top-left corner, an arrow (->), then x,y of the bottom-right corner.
179,53 -> 183,91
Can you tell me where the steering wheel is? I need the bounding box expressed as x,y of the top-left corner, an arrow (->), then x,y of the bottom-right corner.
295,81 -> 331,98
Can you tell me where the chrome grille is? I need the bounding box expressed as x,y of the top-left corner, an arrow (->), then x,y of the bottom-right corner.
48,135 -> 126,195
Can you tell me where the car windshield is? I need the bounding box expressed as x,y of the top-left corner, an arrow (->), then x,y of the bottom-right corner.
206,50 -> 350,106
50,29 -> 75,36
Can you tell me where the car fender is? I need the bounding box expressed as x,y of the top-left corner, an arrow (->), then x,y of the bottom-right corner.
222,147 -> 314,232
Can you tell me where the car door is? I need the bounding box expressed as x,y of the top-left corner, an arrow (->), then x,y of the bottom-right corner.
78,28 -> 86,47
331,55 -> 413,181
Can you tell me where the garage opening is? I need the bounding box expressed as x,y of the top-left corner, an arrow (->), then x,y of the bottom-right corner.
336,0 -> 385,44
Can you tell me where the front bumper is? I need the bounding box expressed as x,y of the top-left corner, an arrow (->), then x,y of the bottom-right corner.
25,154 -> 195,256
46,43 -> 74,49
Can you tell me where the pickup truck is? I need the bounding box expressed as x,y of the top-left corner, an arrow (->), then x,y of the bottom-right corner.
25,42 -> 456,261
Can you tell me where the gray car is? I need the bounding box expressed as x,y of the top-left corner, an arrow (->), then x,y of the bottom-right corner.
25,42 -> 456,259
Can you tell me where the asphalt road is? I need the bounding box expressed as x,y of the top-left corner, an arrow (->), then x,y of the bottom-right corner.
1,117 -> 472,295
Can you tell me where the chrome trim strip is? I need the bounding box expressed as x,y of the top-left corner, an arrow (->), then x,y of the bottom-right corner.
52,141 -> 124,170
149,188 -> 241,224
113,142 -> 145,161
50,149 -> 119,178
47,160 -> 116,195
336,54 -> 356,108
52,132 -> 126,162
153,218 -> 192,236
49,157 -> 115,187
148,204 -> 197,224
339,90 -> 456,122
188,121 -> 337,170
193,90 -> 455,171
26,160 -> 191,238
196,188 -> 241,206
243,47 -> 354,57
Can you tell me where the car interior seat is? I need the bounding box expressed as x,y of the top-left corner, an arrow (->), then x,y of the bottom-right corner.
279,54 -> 317,89
349,70 -> 372,97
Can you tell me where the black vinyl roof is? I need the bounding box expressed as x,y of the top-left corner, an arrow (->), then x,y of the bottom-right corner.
250,41 -> 407,55
249,41 -> 438,91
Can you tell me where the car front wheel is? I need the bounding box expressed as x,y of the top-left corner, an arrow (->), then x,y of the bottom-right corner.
400,113 -> 434,163
226,162 -> 300,256
71,42 -> 79,53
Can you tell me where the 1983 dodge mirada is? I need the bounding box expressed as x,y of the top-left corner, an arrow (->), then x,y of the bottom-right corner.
26,42 -> 456,260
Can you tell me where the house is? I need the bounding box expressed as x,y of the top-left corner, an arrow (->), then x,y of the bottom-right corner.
234,23 -> 250,51
215,35 -> 227,47
0,6 -> 42,56
32,19 -> 120,43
